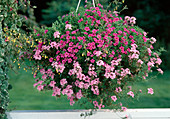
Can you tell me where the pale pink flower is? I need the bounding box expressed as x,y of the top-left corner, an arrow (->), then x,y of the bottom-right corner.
78,81 -> 84,88
127,91 -> 134,98
148,88 -> 154,95
66,89 -> 73,97
91,86 -> 99,95
54,31 -> 60,38
84,83 -> 90,89
104,73 -> 110,78
143,32 -> 147,36
40,68 -> 45,74
147,48 -> 152,56
157,68 -> 163,74
42,74 -> 47,80
125,16 -> 130,21
52,87 -> 61,96
111,96 -> 117,102
49,81 -> 56,87
50,41 -> 57,48
76,90 -> 83,99
137,59 -> 143,64
130,16 -> 136,25
89,64 -> 95,71
121,107 -> 127,111
116,87 -> 122,92
147,61 -> 154,67
33,54 -> 42,60
33,83 -> 38,87
60,78 -> 67,86
97,60 -> 104,66
95,51 -> 102,57
65,24 -> 72,30
150,37 -> 156,44
37,85 -> 44,91
155,58 -> 162,65
110,72 -> 116,79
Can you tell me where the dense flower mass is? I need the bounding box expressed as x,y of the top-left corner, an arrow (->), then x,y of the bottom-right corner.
18,3 -> 163,110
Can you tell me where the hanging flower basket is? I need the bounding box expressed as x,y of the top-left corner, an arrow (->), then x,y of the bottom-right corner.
7,0 -> 163,112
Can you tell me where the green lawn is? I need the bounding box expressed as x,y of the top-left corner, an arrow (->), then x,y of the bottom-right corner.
8,68 -> 170,110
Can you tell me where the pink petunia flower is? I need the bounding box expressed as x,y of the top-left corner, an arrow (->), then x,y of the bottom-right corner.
49,57 -> 53,62
49,81 -> 56,87
157,68 -> 163,74
37,85 -> 44,91
121,107 -> 127,111
127,91 -> 134,98
84,27 -> 90,31
54,31 -> 60,38
65,24 -> 72,30
111,96 -> 117,102
97,60 -> 104,66
44,29 -> 48,34
95,51 -> 102,57
40,68 -> 45,74
148,88 -> 154,95
90,59 -> 95,63
76,90 -> 83,99
60,78 -> 67,86
110,72 -> 116,79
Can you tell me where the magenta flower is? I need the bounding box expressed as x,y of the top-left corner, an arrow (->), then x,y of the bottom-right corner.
44,29 -> 48,34
90,59 -> 95,63
49,57 -> 53,62
84,27 -> 90,31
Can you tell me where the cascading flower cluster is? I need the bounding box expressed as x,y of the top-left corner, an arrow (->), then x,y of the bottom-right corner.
19,3 -> 163,110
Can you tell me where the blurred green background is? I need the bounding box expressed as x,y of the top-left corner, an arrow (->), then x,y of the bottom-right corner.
8,0 -> 170,110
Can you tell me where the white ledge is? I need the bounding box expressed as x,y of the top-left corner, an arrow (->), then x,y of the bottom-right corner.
7,108 -> 170,119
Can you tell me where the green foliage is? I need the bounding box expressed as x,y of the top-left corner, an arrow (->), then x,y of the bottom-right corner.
0,39 -> 9,119
0,0 -> 37,118
0,0 -> 18,117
